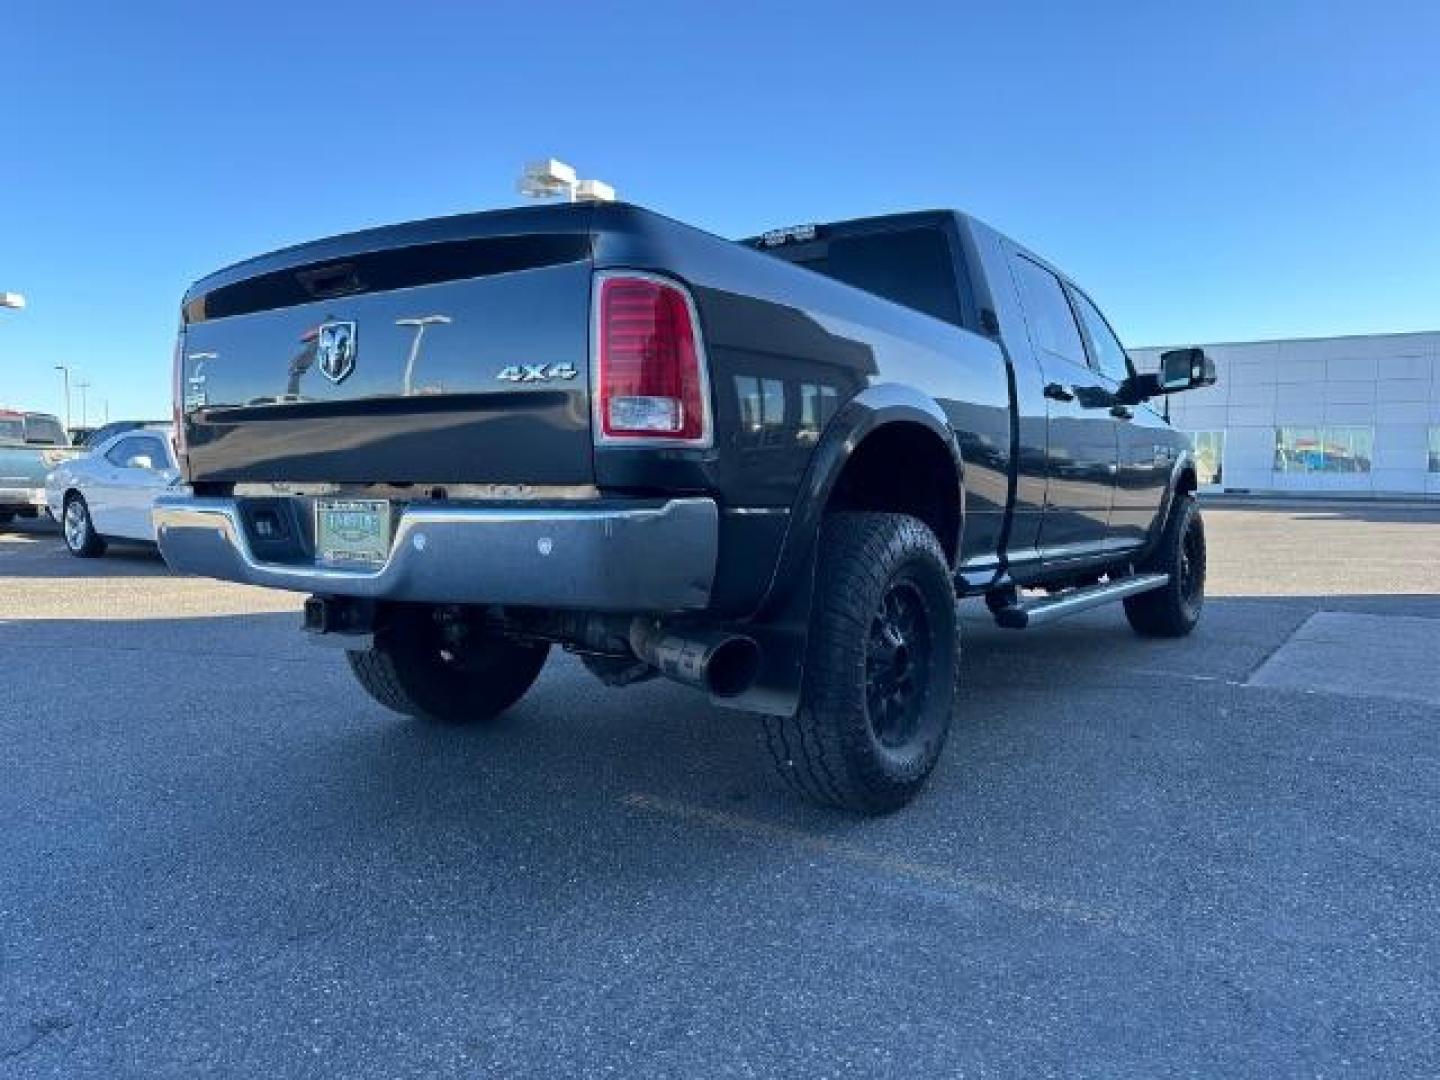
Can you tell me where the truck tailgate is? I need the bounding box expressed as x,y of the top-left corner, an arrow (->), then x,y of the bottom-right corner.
180,226 -> 595,486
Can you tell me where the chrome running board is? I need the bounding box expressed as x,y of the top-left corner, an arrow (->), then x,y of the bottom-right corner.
992,573 -> 1170,629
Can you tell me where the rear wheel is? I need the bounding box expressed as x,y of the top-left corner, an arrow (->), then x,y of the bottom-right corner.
763,512 -> 960,814
62,494 -> 106,558
347,605 -> 550,724
1124,494 -> 1205,637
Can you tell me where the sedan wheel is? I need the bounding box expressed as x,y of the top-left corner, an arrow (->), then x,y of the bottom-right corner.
62,496 -> 106,558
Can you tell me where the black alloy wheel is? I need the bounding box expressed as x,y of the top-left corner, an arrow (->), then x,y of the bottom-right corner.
866,579 -> 934,750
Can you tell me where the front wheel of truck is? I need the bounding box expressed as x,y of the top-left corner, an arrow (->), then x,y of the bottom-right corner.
1124,494 -> 1206,637
347,606 -> 550,724
764,512 -> 960,815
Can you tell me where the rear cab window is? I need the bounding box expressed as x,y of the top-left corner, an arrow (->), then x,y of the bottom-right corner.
755,223 -> 971,328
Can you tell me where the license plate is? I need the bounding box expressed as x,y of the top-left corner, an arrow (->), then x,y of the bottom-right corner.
315,499 -> 392,564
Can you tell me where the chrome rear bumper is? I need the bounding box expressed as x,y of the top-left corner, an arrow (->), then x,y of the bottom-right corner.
153,496 -> 718,611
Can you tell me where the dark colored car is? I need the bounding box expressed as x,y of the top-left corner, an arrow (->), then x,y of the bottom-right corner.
155,202 -> 1215,812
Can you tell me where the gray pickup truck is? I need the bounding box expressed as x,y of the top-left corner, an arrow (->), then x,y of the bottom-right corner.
0,410 -> 75,526
157,203 -> 1216,813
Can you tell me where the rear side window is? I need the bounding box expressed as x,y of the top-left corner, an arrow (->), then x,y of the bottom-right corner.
777,228 -> 965,326
105,437 -> 142,467
24,416 -> 68,446
135,436 -> 171,468
1011,256 -> 1087,369
109,436 -> 169,469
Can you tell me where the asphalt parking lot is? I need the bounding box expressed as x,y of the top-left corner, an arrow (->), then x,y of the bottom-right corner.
2,501 -> 1438,1078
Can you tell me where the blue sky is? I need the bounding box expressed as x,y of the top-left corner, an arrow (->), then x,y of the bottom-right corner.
2,0 -> 1437,422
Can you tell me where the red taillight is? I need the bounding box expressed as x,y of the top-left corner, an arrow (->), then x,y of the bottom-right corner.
595,274 -> 709,444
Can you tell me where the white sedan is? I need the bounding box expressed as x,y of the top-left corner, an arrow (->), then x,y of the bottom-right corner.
45,426 -> 186,557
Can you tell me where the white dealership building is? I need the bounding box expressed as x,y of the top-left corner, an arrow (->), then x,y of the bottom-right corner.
1130,330 -> 1440,498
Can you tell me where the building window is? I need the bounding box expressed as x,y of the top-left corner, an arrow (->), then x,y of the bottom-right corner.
1188,431 -> 1224,486
1429,428 -> 1440,473
1274,427 -> 1373,474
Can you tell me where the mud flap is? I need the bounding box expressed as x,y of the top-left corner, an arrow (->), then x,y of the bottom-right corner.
711,549 -> 817,718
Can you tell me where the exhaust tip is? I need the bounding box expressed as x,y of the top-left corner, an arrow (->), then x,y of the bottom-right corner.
705,636 -> 761,699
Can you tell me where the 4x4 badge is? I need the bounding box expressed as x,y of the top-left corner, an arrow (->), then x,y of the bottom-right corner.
316,321 -> 358,384
497,363 -> 578,383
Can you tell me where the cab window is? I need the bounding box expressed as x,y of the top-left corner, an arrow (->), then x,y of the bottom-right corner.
1011,256 -> 1088,369
766,227 -> 966,326
1069,289 -> 1132,384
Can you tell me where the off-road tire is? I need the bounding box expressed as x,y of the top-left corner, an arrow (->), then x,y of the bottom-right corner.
764,512 -> 960,814
62,494 -> 106,558
347,607 -> 550,724
1123,494 -> 1205,637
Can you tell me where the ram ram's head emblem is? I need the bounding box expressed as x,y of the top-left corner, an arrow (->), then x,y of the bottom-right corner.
316,321 -> 358,384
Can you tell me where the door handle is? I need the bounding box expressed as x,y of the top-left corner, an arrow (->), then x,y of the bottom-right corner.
1043,382 -> 1075,403
1110,404 -> 1134,420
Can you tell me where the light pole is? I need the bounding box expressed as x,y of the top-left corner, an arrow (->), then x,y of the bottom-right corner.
53,364 -> 71,432
76,381 -> 91,429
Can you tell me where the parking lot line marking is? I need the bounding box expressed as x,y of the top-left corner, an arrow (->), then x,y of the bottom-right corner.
622,792 -> 1136,934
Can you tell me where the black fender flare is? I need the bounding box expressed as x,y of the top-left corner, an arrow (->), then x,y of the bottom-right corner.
762,383 -> 966,611
721,385 -> 965,718
1141,449 -> 1200,560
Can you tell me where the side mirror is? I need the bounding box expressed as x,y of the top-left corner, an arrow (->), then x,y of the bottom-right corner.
1117,347 -> 1218,404
1159,347 -> 1217,392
